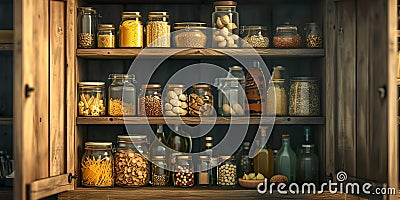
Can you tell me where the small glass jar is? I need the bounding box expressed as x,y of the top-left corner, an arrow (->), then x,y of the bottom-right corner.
78,82 -> 106,116
152,156 -> 169,186
81,142 -> 114,187
218,78 -> 245,116
138,84 -> 163,116
266,79 -> 287,116
289,77 -> 320,116
119,12 -> 143,48
77,7 -> 97,49
241,26 -> 269,48
108,74 -> 136,116
147,12 -> 170,47
115,135 -> 150,187
305,23 -> 322,48
297,144 -> 319,183
97,24 -> 115,48
164,84 -> 188,116
174,155 -> 195,187
273,22 -> 301,48
197,155 -> 212,186
227,66 -> 246,89
212,1 -> 240,48
173,22 -> 207,48
188,84 -> 214,116
217,156 -> 237,186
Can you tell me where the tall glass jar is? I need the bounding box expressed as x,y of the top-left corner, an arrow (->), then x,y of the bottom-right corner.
289,77 -> 320,116
78,82 -> 106,116
152,156 -> 169,186
238,142 -> 253,178
197,155 -> 212,186
305,23 -> 322,48
147,12 -> 170,47
81,142 -> 114,187
119,12 -> 143,48
138,84 -> 163,116
164,84 -> 188,116
188,84 -> 214,116
218,78 -> 245,116
297,144 -> 319,184
77,7 -> 97,49
97,24 -> 115,48
276,134 -> 297,183
217,156 -> 237,186
227,66 -> 246,89
241,26 -> 269,48
266,79 -> 287,116
245,60 -> 267,116
173,22 -> 207,48
174,155 -> 194,187
212,1 -> 240,48
115,135 -> 150,187
108,74 -> 136,116
273,22 -> 301,48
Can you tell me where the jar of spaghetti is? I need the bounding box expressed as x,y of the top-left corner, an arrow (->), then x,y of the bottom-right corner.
146,12 -> 170,47
119,12 -> 143,48
97,24 -> 115,48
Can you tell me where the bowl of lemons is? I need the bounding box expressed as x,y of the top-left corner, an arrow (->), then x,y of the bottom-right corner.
238,173 -> 265,188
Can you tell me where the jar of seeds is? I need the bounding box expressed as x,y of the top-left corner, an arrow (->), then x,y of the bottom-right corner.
174,155 -> 195,187
108,74 -> 136,116
77,7 -> 97,48
78,82 -> 106,116
188,84 -> 214,116
97,24 -> 115,48
241,26 -> 269,48
138,84 -> 163,116
273,22 -> 301,48
146,12 -> 170,47
152,156 -> 169,186
217,156 -> 237,186
173,22 -> 207,48
119,12 -> 143,48
289,77 -> 320,116
164,84 -> 188,116
305,23 -> 322,48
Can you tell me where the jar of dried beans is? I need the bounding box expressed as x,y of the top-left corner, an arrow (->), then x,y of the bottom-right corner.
174,155 -> 194,187
273,22 -> 301,48
305,23 -> 322,48
119,12 -> 143,48
78,82 -> 106,116
289,77 -> 320,116
77,7 -> 97,49
138,84 -> 163,116
173,22 -> 207,48
188,84 -> 214,116
146,12 -> 170,47
115,135 -> 150,187
97,24 -> 115,48
81,142 -> 114,187
164,84 -> 188,116
151,156 -> 169,186
108,74 -> 136,116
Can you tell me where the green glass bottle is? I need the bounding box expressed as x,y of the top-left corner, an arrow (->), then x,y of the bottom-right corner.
276,134 -> 297,183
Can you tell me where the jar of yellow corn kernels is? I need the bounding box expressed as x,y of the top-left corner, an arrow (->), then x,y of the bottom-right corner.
119,12 -> 143,48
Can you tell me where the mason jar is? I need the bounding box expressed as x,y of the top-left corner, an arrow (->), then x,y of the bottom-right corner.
108,74 -> 136,116
173,22 -> 207,48
197,155 -> 212,186
78,82 -> 106,116
138,84 -> 163,116
119,12 -> 143,48
289,77 -> 320,116
164,84 -> 188,116
151,156 -> 169,186
77,7 -> 97,48
266,79 -> 287,116
97,24 -> 115,48
241,26 -> 269,48
305,23 -> 322,48
188,84 -> 214,116
174,155 -> 194,187
218,78 -> 245,116
81,142 -> 114,187
212,1 -> 240,48
147,12 -> 170,47
273,22 -> 301,48
217,156 -> 237,186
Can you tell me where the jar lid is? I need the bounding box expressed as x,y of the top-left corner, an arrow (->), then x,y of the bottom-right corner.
282,134 -> 290,139
167,84 -> 185,88
141,84 -> 162,89
205,143 -> 213,147
78,7 -> 96,14
176,155 -> 192,159
199,155 -> 210,159
242,25 -> 267,31
148,11 -> 169,17
219,155 -> 234,159
243,142 -> 250,147
78,82 -> 105,87
122,11 -> 141,17
85,142 -> 112,149
291,77 -> 319,82
302,144 -> 315,148
152,156 -> 166,160
173,22 -> 207,30
219,78 -> 240,83
276,22 -> 297,32
118,135 -> 147,140
272,79 -> 285,83
205,136 -> 213,141
229,66 -> 243,70
214,1 -> 237,7
108,74 -> 135,80
98,24 -> 115,30
192,84 -> 210,89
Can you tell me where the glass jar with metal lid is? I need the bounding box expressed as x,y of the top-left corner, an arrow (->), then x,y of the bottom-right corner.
173,22 -> 207,48
212,1 -> 240,48
151,156 -> 169,186
78,7 -> 98,48
115,135 -> 150,187
197,155 -> 212,186
217,78 -> 245,116
174,155 -> 194,187
97,24 -> 115,48
241,26 -> 269,48
217,156 -> 237,186
138,84 -> 163,116
188,84 -> 214,116
266,79 -> 287,116
147,12 -> 170,47
119,12 -> 143,48
81,142 -> 114,187
305,23 -> 322,48
78,82 -> 106,116
108,74 -> 136,116
164,84 -> 188,116
289,77 -> 320,116
273,22 -> 301,48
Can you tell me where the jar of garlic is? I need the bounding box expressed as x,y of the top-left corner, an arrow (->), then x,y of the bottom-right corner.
212,1 -> 240,48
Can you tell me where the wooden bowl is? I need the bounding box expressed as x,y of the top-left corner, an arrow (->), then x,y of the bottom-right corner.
238,178 -> 265,188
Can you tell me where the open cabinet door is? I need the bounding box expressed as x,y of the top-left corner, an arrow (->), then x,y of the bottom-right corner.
14,0 -> 74,199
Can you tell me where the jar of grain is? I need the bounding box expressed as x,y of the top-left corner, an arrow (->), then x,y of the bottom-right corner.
138,84 -> 163,116
97,24 -> 115,48
241,26 -> 269,48
197,155 -> 212,186
173,22 -> 207,48
81,142 -> 114,187
212,1 -> 240,48
151,156 -> 169,186
289,77 -> 320,116
108,74 -> 136,116
266,79 -> 287,116
188,84 -> 214,116
119,12 -> 143,48
217,78 -> 246,116
305,23 -> 322,48
273,22 -> 301,48
217,156 -> 237,186
78,82 -> 106,116
115,135 -> 150,187
174,155 -> 194,187
147,12 -> 170,47
77,7 -> 97,48
164,84 -> 188,116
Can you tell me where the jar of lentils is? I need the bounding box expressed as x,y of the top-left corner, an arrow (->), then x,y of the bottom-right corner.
151,156 -> 169,186
273,22 -> 301,48
119,12 -> 143,48
164,84 -> 188,116
97,24 -> 115,48
188,84 -> 214,116
146,12 -> 170,47
138,84 -> 163,116
108,74 -> 136,116
217,156 -> 237,186
289,77 -> 320,116
78,82 -> 106,116
174,155 -> 194,187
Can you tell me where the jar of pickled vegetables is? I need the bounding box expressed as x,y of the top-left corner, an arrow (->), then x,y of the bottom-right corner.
97,24 -> 115,48
78,82 -> 106,116
119,12 -> 143,48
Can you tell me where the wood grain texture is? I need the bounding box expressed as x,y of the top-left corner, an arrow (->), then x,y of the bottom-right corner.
29,174 -> 72,200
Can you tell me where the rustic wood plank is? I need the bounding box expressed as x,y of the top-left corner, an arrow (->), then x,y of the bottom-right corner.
0,44 -> 13,51
29,174 -> 72,200
0,117 -> 12,125
83,0 -> 314,4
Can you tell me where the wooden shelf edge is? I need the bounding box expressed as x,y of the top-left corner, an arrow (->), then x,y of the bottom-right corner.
0,117 -> 13,125
0,44 -> 13,51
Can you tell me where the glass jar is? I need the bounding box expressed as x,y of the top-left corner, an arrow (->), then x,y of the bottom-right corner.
81,142 -> 114,187
241,26 -> 269,48
217,156 -> 237,186
147,12 -> 170,47
289,77 -> 320,116
167,125 -> 192,153
245,60 -> 267,116
78,82 -> 106,116
173,22 -> 207,48
108,74 -> 136,116
138,84 -> 163,116
164,84 -> 188,116
77,7 -> 97,49
97,24 -> 115,48
152,156 -> 169,186
238,142 -> 253,178
276,134 -> 297,183
197,155 -> 212,186
218,78 -> 245,116
305,23 -> 322,48
266,79 -> 287,116
273,22 -> 301,48
115,135 -> 150,187
297,144 -> 319,184
212,1 -> 240,48
188,84 -> 214,116
119,12 -> 143,48
227,66 -> 246,89
174,155 -> 194,187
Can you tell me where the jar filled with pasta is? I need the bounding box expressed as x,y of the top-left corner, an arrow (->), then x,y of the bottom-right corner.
146,12 -> 170,47
78,82 -> 106,116
97,24 -> 115,48
119,12 -> 143,48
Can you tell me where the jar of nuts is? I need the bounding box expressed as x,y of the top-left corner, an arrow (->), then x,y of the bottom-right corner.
119,12 -> 143,48
241,26 -> 269,48
147,12 -> 170,47
305,23 -> 322,48
138,84 -> 163,117
78,82 -> 106,116
164,84 -> 188,116
217,78 -> 246,116
77,7 -> 98,49
217,156 -> 237,186
173,22 -> 207,48
115,135 -> 150,187
174,155 -> 195,187
81,142 -> 114,187
151,156 -> 169,186
97,24 -> 115,48
212,1 -> 240,48
273,22 -> 301,48
289,77 -> 320,116
108,74 -> 136,116
188,84 -> 214,116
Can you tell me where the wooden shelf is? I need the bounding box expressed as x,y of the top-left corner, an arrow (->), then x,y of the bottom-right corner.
0,117 -> 13,125
76,116 -> 325,125
0,44 -> 13,51
76,48 -> 325,59
83,0 -> 314,4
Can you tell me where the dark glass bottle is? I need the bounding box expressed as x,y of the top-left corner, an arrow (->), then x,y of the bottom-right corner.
297,144 -> 319,184
167,125 -> 192,153
150,124 -> 168,157
238,142 -> 253,178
